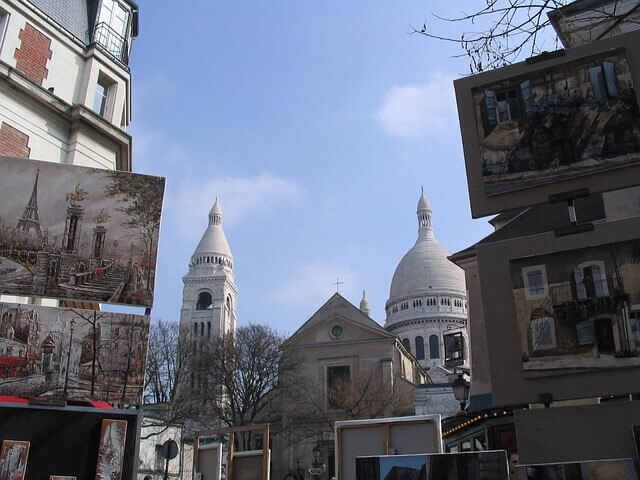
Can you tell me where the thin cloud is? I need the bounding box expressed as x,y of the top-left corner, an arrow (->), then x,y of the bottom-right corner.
169,173 -> 301,241
376,73 -> 457,137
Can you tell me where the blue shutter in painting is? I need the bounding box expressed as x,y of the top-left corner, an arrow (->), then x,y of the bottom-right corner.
520,80 -> 533,116
589,66 -> 608,102
590,264 -> 608,297
576,320 -> 596,346
481,90 -> 498,136
602,62 -> 620,98
573,268 -> 587,300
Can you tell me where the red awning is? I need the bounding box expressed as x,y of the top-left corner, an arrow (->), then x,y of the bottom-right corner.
86,401 -> 113,409
0,357 -> 27,367
0,395 -> 28,404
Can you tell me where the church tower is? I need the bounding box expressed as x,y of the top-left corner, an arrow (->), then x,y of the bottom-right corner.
179,198 -> 237,339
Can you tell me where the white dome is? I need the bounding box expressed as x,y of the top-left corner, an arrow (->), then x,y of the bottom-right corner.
192,199 -> 233,262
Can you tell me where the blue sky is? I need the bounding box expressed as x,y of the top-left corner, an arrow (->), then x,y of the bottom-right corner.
120,1 -> 501,334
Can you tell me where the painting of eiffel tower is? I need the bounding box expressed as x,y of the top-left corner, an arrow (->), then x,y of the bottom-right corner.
0,156 -> 165,307
16,170 -> 43,238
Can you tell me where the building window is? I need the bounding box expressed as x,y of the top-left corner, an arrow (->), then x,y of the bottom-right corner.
444,332 -> 464,364
196,292 -> 213,310
523,265 -> 548,300
402,338 -> 411,353
392,305 -> 398,314
400,302 -> 408,311
429,334 -> 439,359
413,299 -> 422,308
530,317 -> 556,351
440,298 -> 451,307
0,10 -> 9,54
93,78 -> 109,116
573,261 -> 609,300
415,336 -> 425,360
95,0 -> 130,62
589,61 -> 620,103
326,365 -> 350,408
155,444 -> 165,471
330,324 -> 344,339
426,297 -> 436,306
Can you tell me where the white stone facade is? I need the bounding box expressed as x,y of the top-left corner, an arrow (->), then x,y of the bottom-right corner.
385,193 -> 469,371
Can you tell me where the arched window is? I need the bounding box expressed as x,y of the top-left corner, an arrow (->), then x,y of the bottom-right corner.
429,334 -> 440,359
196,292 -> 213,310
226,295 -> 232,319
207,322 -> 211,338
193,323 -> 197,334
402,338 -> 411,353
200,322 -> 204,336
415,336 -> 425,360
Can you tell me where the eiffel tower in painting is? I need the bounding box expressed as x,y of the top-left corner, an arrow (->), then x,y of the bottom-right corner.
16,169 -> 43,238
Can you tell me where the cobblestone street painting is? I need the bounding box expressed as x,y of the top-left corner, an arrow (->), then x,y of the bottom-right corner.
510,238 -> 640,376
96,419 -> 127,480
0,440 -> 29,480
0,156 -> 165,307
356,451 -> 508,480
0,302 -> 150,404
516,458 -> 639,479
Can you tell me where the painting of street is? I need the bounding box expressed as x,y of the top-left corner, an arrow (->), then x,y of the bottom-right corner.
472,48 -> 640,196
0,156 -> 165,307
516,458 -> 639,480
510,238 -> 640,377
356,452 -> 508,480
96,419 -> 128,480
0,302 -> 150,404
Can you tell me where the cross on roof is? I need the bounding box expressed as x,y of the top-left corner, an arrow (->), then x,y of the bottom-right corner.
333,278 -> 343,293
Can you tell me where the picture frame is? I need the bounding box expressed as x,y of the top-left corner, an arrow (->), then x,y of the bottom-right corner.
96,419 -> 128,480
0,440 -> 30,480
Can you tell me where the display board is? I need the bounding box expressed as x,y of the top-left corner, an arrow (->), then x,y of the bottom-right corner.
0,403 -> 141,480
514,402 -> 640,464
0,301 -> 150,404
454,29 -> 640,218
232,450 -> 270,480
516,458 -> 639,480
476,215 -> 640,406
0,155 -> 165,307
196,442 -> 223,480
355,451 -> 509,480
335,415 -> 442,480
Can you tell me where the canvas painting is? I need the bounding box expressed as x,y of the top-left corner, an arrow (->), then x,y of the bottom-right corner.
516,458 -> 639,479
96,419 -> 127,480
49,477 -> 76,480
509,238 -> 640,377
356,451 -> 509,480
633,425 -> 640,462
0,440 -> 30,480
0,301 -> 150,404
0,156 -> 165,307
471,48 -> 640,196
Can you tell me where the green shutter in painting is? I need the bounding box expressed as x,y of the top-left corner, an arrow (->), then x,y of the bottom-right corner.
520,80 -> 533,116
602,61 -> 620,98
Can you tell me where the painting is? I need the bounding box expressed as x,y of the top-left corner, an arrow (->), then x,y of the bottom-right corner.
96,419 -> 127,480
0,301 -> 150,404
471,48 -> 640,196
634,425 -> 640,462
509,238 -> 640,377
356,451 -> 509,480
516,458 -> 639,479
0,156 -> 165,307
49,477 -> 76,480
0,440 -> 29,480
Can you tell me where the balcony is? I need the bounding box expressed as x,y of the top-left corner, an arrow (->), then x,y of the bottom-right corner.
92,22 -> 129,66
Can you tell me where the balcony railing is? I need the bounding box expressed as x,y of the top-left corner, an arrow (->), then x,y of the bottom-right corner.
92,22 -> 129,65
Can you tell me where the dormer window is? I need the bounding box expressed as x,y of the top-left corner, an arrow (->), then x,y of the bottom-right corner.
94,0 -> 130,63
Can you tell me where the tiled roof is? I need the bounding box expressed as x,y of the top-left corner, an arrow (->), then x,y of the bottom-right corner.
29,0 -> 92,43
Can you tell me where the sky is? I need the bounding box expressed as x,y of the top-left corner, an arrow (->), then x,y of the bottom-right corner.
118,1 -> 506,334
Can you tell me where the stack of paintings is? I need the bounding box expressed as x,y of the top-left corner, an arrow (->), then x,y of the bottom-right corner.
516,458 -> 640,480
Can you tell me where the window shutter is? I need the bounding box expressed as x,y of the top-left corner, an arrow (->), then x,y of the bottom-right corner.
590,264 -> 608,297
481,90 -> 498,136
576,320 -> 596,346
589,66 -> 608,102
520,80 -> 533,116
573,268 -> 587,300
602,62 -> 620,98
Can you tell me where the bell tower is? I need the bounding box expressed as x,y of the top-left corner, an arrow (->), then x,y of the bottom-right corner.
179,198 -> 237,340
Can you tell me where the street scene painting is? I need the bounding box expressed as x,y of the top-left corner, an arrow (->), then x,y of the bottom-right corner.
0,302 -> 150,404
0,156 -> 165,307
0,440 -> 30,480
96,419 -> 127,480
510,239 -> 640,376
356,451 -> 508,480
516,458 -> 639,479
472,48 -> 640,196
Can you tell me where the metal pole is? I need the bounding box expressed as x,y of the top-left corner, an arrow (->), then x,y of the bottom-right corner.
164,456 -> 169,480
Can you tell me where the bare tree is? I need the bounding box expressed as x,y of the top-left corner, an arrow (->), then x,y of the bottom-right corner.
144,319 -> 180,404
413,1 -> 640,73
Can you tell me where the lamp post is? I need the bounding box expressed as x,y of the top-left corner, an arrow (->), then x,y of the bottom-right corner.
62,318 -> 76,398
452,373 -> 470,412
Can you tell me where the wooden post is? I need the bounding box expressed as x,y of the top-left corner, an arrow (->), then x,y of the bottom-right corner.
227,432 -> 235,480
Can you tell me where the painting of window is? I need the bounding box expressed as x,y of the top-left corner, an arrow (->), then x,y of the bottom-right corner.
524,266 -> 547,299
530,317 -> 556,351
576,320 -> 596,346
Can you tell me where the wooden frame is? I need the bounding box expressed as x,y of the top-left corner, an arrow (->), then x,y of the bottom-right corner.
334,415 -> 442,480
193,424 -> 269,480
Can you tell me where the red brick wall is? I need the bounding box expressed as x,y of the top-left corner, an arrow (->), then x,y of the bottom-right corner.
14,23 -> 53,86
0,123 -> 31,158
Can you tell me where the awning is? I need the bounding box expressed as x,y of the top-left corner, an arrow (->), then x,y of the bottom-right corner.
0,357 -> 27,367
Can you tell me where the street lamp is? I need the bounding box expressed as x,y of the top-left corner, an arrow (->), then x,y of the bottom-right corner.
62,318 -> 76,398
310,445 -> 322,480
452,374 -> 470,411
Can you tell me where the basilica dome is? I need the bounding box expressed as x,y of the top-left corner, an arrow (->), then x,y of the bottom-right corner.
191,198 -> 233,269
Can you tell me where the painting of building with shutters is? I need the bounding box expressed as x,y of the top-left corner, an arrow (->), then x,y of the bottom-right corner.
509,238 -> 640,376
472,48 -> 640,196
0,156 -> 165,307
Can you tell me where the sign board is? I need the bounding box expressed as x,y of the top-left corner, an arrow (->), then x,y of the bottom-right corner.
0,301 -> 150,404
334,415 -> 442,480
232,450 -> 270,480
476,215 -> 640,406
0,155 -> 165,307
454,29 -> 640,218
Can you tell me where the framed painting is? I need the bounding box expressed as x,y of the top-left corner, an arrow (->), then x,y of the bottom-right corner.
96,419 -> 128,480
0,440 -> 30,480
516,458 -> 639,479
0,155 -> 165,307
